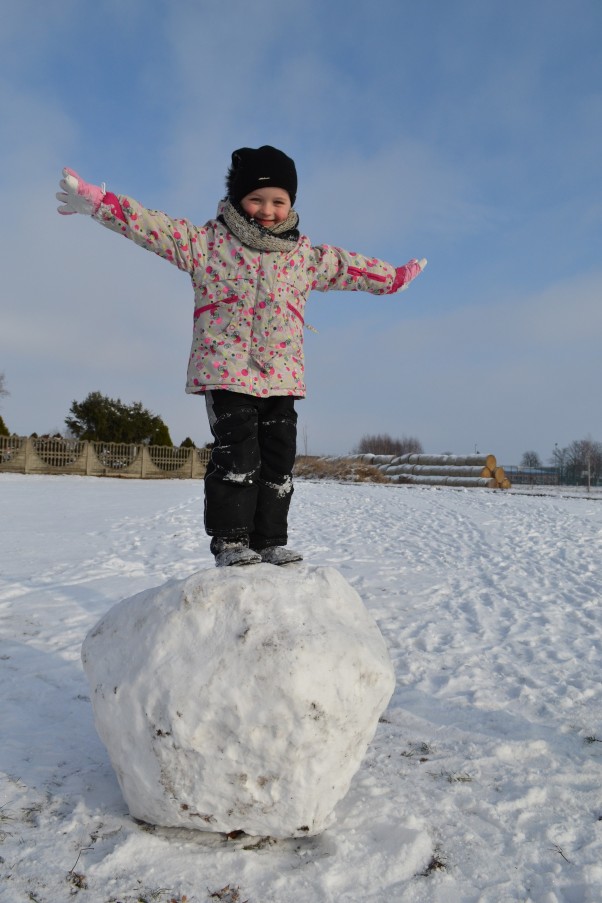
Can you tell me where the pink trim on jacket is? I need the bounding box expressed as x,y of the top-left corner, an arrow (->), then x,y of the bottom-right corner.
102,192 -> 127,223
287,302 -> 304,324
346,265 -> 388,284
194,296 -> 240,320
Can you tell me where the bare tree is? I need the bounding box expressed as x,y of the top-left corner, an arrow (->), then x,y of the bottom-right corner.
520,450 -> 542,468
554,437 -> 602,486
353,433 -> 423,456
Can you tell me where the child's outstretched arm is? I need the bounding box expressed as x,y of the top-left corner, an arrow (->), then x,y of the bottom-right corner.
56,168 -> 201,275
308,244 -> 427,295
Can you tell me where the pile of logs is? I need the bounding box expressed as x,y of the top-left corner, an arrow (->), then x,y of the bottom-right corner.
351,453 -> 511,489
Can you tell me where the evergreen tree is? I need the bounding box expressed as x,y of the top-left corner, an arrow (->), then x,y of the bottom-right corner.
65,391 -> 173,445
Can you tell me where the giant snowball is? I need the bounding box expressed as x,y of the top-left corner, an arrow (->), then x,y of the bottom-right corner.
82,564 -> 395,838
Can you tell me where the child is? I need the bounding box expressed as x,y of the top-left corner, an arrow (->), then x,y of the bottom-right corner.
57,146 -> 426,567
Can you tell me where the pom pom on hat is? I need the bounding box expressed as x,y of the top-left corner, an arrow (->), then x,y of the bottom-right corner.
226,145 -> 297,205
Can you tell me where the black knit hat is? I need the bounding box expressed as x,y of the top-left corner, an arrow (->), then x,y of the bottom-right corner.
226,145 -> 297,205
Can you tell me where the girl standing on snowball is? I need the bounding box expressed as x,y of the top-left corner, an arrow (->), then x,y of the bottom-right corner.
57,146 -> 426,567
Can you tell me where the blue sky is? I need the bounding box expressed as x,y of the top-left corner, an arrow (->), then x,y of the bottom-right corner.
1,0 -> 601,463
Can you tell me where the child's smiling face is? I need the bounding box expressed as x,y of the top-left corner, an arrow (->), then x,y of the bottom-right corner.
240,186 -> 292,228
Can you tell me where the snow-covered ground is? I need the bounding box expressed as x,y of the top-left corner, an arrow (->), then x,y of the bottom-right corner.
1,473 -> 602,903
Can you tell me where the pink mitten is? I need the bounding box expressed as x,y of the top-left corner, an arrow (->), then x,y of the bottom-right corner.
56,168 -> 105,215
390,257 -> 427,293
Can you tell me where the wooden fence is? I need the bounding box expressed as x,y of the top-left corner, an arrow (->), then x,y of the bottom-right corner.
0,436 -> 212,480
0,438 -> 512,488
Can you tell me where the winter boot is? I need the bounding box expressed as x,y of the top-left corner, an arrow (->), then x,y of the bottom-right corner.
255,546 -> 304,566
211,538 -> 262,568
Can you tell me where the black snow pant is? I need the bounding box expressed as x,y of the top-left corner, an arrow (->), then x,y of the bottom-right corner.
203,390 -> 297,550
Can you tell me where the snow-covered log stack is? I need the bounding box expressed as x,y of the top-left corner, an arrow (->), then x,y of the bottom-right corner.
349,453 -> 511,489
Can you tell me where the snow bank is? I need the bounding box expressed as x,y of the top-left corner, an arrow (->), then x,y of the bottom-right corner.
81,563 -> 395,839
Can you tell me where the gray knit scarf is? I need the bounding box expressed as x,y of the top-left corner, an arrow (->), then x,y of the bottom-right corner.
219,199 -> 300,252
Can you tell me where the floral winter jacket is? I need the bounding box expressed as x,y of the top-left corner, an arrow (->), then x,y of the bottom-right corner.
95,194 -> 408,398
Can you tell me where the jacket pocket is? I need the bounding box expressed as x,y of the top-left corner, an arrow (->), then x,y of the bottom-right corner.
194,276 -> 256,342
